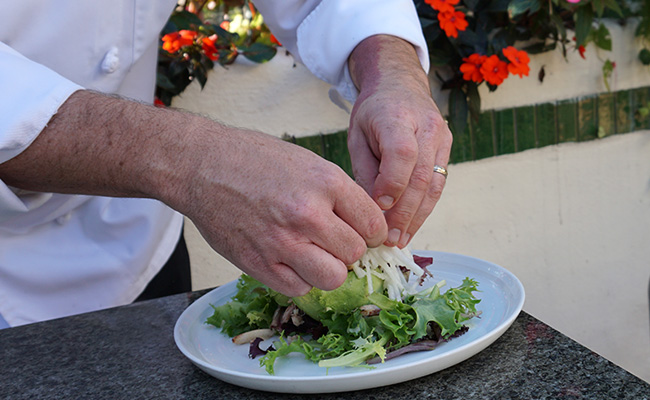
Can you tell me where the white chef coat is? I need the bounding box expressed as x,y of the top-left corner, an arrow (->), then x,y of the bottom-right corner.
0,0 -> 428,327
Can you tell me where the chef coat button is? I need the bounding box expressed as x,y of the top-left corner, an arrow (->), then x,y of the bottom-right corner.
55,212 -> 72,225
101,46 -> 120,74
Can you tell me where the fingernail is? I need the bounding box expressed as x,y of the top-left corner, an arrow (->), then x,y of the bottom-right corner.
387,228 -> 401,244
399,233 -> 411,248
378,195 -> 394,209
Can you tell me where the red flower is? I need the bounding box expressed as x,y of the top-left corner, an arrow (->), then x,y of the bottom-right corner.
438,10 -> 468,38
270,34 -> 282,47
162,30 -> 197,53
460,53 -> 487,83
578,45 -> 586,59
202,35 -> 219,61
502,46 -> 530,78
425,0 -> 459,13
480,55 -> 509,86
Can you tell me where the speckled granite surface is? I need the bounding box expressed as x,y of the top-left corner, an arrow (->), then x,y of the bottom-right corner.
1,290 -> 648,399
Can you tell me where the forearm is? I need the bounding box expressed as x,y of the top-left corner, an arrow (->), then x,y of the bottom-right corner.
348,35 -> 431,101
0,90 -> 215,211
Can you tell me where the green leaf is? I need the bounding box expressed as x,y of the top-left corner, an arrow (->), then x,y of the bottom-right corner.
549,12 -> 567,42
448,87 -> 469,137
205,275 -> 279,337
602,0 -> 624,17
507,0 -> 541,19
168,10 -> 203,30
639,48 -> 650,65
574,5 -> 595,46
592,0 -> 606,17
466,82 -> 481,124
240,42 -> 277,63
429,49 -> 453,66
411,297 -> 460,339
592,23 -> 612,51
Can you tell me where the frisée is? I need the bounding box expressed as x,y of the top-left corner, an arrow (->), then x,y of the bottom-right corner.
205,246 -> 480,374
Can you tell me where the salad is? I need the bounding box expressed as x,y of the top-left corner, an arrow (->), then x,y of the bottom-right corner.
205,246 -> 480,375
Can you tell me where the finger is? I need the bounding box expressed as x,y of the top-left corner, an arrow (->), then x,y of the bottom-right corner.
371,130 -> 419,211
347,124 -> 379,194
244,261 -> 314,297
392,146 -> 450,247
300,204 -> 369,266
382,157 -> 435,246
401,167 -> 447,245
332,179 -> 388,248
281,243 -> 350,291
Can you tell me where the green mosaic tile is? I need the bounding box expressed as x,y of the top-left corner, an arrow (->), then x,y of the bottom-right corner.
290,85 -> 649,167
449,120 -> 472,164
535,103 -> 557,147
556,100 -> 578,143
578,96 -> 598,142
294,134 -> 324,157
322,130 -> 353,177
515,106 -> 536,151
473,110 -> 495,160
615,90 -> 633,134
597,92 -> 616,138
493,109 -> 516,155
632,87 -> 650,130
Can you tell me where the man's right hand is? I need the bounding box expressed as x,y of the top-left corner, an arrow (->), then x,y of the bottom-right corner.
168,123 -> 388,297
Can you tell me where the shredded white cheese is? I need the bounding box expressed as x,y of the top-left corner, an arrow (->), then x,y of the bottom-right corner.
349,245 -> 428,301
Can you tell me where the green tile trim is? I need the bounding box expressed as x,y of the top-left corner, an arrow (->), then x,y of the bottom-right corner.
597,93 -> 616,138
556,99 -> 578,143
287,85 -> 650,168
322,130 -> 353,177
535,103 -> 557,147
494,109 -> 516,156
578,96 -> 598,142
515,106 -> 536,152
293,134 -> 324,157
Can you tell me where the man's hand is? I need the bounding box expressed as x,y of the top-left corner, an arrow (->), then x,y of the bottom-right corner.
348,35 -> 452,248
169,123 -> 388,297
0,90 -> 387,297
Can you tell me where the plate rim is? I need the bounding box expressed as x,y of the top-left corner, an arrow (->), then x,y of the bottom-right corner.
174,250 -> 525,393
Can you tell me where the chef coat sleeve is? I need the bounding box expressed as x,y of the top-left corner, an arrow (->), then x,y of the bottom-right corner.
252,0 -> 429,104
0,42 -> 83,218
0,41 -> 83,165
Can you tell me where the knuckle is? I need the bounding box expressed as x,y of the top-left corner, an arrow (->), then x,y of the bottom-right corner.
409,168 -> 433,191
393,138 -> 419,161
342,238 -> 367,266
387,206 -> 415,230
428,180 -> 445,201
364,213 -> 388,244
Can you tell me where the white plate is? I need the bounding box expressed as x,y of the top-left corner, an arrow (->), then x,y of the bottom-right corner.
174,251 -> 525,394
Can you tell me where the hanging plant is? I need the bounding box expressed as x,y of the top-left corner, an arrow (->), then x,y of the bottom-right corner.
155,0 -> 279,106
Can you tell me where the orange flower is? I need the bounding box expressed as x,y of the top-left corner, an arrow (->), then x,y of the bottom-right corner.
425,0 -> 459,13
502,46 -> 530,78
162,30 -> 197,53
202,35 -> 219,61
480,55 -> 509,86
460,53 -> 487,83
438,10 -> 468,38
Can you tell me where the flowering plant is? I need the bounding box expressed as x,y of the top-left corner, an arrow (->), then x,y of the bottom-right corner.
155,0 -> 279,106
414,0 -> 650,135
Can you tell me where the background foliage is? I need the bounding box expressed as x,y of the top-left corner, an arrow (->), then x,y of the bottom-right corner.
156,0 -> 650,132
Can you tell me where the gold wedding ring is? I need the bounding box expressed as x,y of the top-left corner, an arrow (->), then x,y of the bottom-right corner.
433,164 -> 448,179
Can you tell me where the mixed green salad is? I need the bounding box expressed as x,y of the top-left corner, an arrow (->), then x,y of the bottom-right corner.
206,246 -> 481,374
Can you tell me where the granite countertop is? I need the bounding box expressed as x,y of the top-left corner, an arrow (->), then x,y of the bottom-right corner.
1,290 -> 648,399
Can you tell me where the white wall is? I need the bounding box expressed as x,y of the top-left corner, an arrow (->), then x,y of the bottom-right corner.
173,21 -> 650,382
